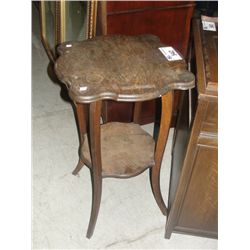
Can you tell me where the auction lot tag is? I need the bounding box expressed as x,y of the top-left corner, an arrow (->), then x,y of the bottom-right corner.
159,47 -> 182,61
202,20 -> 216,31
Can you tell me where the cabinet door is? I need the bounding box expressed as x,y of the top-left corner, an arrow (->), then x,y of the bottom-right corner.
177,144 -> 218,237
166,97 -> 218,239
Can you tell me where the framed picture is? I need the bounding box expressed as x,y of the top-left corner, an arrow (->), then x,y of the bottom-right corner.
39,0 -> 97,63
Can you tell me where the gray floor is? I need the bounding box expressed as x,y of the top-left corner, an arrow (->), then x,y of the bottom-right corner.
32,5 -> 217,250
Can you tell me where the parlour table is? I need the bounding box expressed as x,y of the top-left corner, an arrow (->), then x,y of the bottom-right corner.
54,34 -> 195,238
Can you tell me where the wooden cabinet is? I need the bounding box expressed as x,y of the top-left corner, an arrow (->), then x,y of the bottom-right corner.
165,17 -> 218,238
97,1 -> 195,124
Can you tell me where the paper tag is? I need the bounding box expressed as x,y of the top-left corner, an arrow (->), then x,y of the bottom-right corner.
159,47 -> 182,61
202,21 -> 216,31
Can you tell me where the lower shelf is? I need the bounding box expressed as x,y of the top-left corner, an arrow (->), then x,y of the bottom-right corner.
81,122 -> 155,178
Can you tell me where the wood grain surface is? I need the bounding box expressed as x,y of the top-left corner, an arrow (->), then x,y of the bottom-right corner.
81,122 -> 155,178
55,34 -> 194,103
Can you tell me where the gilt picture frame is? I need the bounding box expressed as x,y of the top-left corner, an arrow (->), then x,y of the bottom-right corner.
39,0 -> 98,63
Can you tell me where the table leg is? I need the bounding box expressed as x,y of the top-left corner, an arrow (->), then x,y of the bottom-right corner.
150,91 -> 173,216
133,102 -> 142,123
86,100 -> 102,238
72,103 -> 88,175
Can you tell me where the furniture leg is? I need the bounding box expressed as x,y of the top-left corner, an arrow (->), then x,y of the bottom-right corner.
86,101 -> 102,238
72,158 -> 84,175
150,91 -> 173,216
72,103 -> 88,175
133,102 -> 142,123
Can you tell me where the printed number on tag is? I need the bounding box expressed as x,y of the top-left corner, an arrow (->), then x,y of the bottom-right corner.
202,21 -> 216,31
159,47 -> 182,61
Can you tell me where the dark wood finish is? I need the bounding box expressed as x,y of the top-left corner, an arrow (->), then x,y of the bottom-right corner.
97,1 -> 195,124
55,35 -> 194,103
87,100 -> 102,238
102,100 -> 133,123
106,1 -> 194,13
133,102 -> 142,123
105,1 -> 194,56
55,34 -> 194,238
75,103 -> 88,144
82,122 -> 155,178
165,18 -> 218,239
72,158 -> 84,176
150,92 -> 173,216
72,103 -> 88,175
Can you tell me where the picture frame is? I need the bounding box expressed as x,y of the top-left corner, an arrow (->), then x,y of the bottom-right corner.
39,0 -> 98,63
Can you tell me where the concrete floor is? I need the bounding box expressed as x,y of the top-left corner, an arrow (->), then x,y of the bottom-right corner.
32,4 -> 217,249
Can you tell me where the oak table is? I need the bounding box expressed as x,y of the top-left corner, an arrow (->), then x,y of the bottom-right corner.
54,34 -> 195,238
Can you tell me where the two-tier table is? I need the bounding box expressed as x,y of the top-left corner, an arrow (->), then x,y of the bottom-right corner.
54,34 -> 195,238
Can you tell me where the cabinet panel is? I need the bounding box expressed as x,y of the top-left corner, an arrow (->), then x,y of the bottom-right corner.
165,17 -> 218,239
168,91 -> 191,208
177,145 -> 218,234
107,1 -> 193,13
200,100 -> 218,136
107,5 -> 193,55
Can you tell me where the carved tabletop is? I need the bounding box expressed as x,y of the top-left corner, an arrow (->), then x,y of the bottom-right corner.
55,34 -> 195,103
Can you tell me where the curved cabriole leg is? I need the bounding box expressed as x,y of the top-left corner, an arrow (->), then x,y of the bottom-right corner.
86,100 -> 102,239
72,158 -> 84,175
150,91 -> 173,216
72,103 -> 88,175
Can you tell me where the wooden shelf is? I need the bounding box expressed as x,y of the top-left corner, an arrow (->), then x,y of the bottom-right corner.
80,122 -> 155,178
